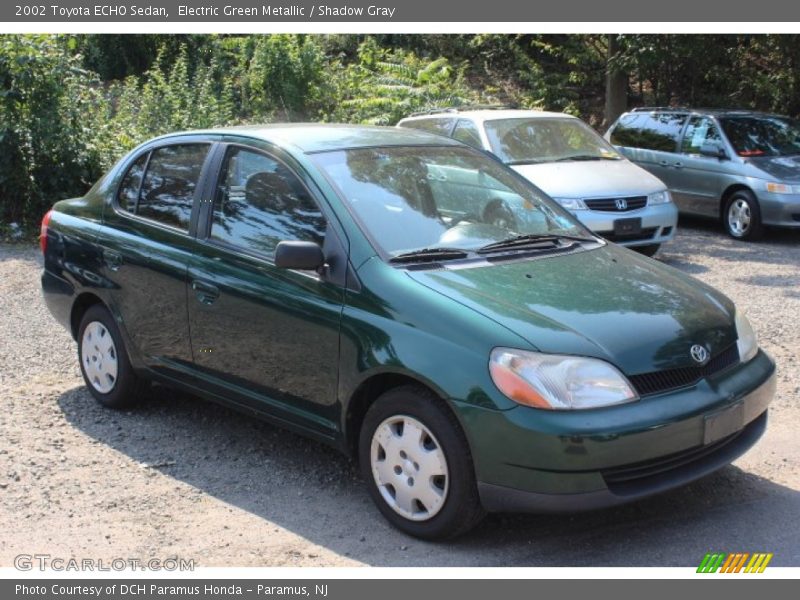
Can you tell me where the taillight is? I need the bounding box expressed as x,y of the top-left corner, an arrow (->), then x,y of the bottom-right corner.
40,210 -> 53,254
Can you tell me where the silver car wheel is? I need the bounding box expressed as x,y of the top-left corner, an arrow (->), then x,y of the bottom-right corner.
81,321 -> 119,394
370,415 -> 449,521
728,198 -> 751,236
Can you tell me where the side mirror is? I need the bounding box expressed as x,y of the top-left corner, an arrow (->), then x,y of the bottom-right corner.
700,142 -> 728,160
274,241 -> 325,271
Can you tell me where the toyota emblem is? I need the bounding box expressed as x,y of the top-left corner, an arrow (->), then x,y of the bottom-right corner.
690,344 -> 710,365
615,198 -> 628,210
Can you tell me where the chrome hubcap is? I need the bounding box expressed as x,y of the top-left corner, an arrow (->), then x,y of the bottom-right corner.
81,321 -> 118,394
370,415 -> 449,521
728,199 -> 751,236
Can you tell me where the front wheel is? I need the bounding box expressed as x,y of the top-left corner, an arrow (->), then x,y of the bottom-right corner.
724,191 -> 764,240
78,304 -> 148,408
359,386 -> 485,539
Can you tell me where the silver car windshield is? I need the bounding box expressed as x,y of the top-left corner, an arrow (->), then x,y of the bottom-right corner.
719,116 -> 800,157
313,145 -> 586,258
484,118 -> 622,165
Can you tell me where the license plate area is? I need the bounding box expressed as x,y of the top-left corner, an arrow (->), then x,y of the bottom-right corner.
703,402 -> 745,445
613,217 -> 642,236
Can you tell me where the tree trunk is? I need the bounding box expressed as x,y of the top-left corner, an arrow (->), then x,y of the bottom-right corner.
603,35 -> 628,131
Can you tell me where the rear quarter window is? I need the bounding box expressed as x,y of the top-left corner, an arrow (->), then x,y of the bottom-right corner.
610,112 -> 687,152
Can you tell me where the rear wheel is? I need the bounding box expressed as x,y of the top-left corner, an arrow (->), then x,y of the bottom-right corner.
78,304 -> 148,408
724,190 -> 764,240
634,244 -> 661,257
359,386 -> 485,540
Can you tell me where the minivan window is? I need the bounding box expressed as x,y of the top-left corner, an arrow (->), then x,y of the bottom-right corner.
610,112 -> 687,152
452,119 -> 483,149
136,144 -> 209,230
718,116 -> 800,157
210,147 -> 326,257
484,118 -> 621,164
681,117 -> 724,154
400,117 -> 455,137
313,145 -> 582,258
117,153 -> 148,212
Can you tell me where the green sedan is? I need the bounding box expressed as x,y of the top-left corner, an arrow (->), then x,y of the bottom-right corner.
40,125 -> 776,539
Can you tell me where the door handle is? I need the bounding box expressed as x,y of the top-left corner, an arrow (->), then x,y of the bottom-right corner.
658,160 -> 669,167
103,250 -> 123,271
191,280 -> 220,305
673,162 -> 684,169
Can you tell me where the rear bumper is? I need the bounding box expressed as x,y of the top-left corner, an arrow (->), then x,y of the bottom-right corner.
41,269 -> 76,335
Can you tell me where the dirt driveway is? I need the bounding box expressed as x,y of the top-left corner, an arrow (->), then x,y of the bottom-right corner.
1,218 -> 798,567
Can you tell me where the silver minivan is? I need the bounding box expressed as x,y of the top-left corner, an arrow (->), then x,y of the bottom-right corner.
398,108 -> 678,256
606,108 -> 800,240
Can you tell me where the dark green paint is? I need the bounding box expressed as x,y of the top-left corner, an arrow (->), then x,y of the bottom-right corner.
41,125 -> 775,502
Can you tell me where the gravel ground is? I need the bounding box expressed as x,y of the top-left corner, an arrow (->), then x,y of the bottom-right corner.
1,218 -> 798,567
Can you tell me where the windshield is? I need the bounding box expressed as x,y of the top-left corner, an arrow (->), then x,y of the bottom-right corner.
313,145 -> 586,258
719,116 -> 800,157
484,118 -> 622,164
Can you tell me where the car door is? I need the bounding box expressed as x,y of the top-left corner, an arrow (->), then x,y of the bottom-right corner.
186,143 -> 346,436
97,139 -> 214,374
671,116 -> 731,216
609,111 -> 687,189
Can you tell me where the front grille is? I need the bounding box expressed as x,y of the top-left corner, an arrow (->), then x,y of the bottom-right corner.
628,344 -> 740,396
599,227 -> 658,243
585,196 -> 647,212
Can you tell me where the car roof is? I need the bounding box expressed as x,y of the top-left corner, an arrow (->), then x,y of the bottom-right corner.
399,109 -> 577,124
627,107 -> 788,119
152,123 -> 463,154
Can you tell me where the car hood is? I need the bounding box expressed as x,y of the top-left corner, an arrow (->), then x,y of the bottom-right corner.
408,245 -> 737,375
510,160 -> 666,199
746,154 -> 800,183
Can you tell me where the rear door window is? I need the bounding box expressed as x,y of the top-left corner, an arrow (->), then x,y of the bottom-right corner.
136,144 -> 210,231
610,112 -> 687,152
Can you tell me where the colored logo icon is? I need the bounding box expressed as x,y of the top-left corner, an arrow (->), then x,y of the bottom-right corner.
697,552 -> 773,573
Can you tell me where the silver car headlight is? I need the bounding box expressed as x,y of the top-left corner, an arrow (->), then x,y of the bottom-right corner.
489,348 -> 639,410
735,310 -> 758,363
552,197 -> 587,211
765,182 -> 800,194
647,190 -> 672,205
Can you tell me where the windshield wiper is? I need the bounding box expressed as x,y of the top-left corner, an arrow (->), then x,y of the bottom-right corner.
389,247 -> 469,264
477,233 -> 597,254
553,154 -> 616,162
505,159 -> 545,166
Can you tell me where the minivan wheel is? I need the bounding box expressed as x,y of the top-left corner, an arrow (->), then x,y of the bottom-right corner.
634,244 -> 661,257
359,386 -> 485,540
724,190 -> 764,240
78,304 -> 148,408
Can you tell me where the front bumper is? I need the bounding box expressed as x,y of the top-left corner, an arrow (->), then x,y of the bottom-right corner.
756,191 -> 800,228
457,349 -> 775,513
569,202 -> 678,247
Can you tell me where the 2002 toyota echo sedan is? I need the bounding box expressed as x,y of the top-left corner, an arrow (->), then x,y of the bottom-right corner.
40,125 -> 776,539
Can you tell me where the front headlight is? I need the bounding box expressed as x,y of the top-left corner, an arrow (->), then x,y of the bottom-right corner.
552,197 -> 587,211
489,348 -> 639,410
765,182 -> 800,194
735,310 -> 758,363
647,190 -> 672,205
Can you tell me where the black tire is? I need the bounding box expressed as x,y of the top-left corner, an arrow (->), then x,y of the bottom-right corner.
77,304 -> 148,409
723,190 -> 764,241
634,244 -> 661,257
359,386 -> 485,540
483,200 -> 517,230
